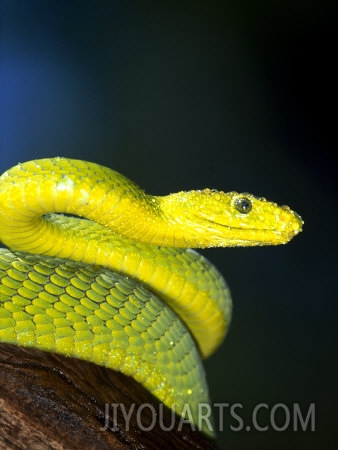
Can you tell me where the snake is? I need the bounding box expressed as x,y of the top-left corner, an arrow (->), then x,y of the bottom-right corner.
0,157 -> 303,436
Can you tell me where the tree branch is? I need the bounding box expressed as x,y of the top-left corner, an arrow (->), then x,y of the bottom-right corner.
0,344 -> 219,449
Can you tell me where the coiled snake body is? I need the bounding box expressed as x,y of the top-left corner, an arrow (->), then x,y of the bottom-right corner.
0,158 -> 303,435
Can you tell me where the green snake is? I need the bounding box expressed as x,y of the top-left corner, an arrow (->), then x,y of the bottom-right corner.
0,157 -> 303,435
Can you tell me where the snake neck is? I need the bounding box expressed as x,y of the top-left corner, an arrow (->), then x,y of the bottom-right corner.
0,158 -> 199,249
0,158 -> 158,248
0,158 -> 303,251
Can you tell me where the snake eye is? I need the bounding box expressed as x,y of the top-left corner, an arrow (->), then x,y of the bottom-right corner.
235,197 -> 252,214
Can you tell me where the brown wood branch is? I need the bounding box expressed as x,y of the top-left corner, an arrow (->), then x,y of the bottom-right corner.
0,344 -> 219,449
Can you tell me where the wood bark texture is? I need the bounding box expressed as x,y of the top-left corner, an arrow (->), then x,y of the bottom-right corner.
0,344 -> 219,450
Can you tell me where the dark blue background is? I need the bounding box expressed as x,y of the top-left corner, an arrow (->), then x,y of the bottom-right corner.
1,2 -> 336,449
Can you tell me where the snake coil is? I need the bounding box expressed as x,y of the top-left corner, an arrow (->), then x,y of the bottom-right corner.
0,158 -> 303,435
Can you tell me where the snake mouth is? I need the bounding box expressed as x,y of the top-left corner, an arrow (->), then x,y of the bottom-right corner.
223,228 -> 300,246
197,216 -> 303,246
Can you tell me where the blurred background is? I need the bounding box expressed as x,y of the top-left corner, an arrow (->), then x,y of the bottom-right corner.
0,1 -> 336,449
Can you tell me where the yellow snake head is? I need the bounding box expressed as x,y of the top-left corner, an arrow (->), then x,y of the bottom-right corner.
158,189 -> 303,248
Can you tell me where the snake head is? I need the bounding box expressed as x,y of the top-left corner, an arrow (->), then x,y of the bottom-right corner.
158,189 -> 303,248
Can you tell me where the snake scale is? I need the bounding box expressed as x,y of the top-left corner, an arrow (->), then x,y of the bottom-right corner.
0,157 -> 303,435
